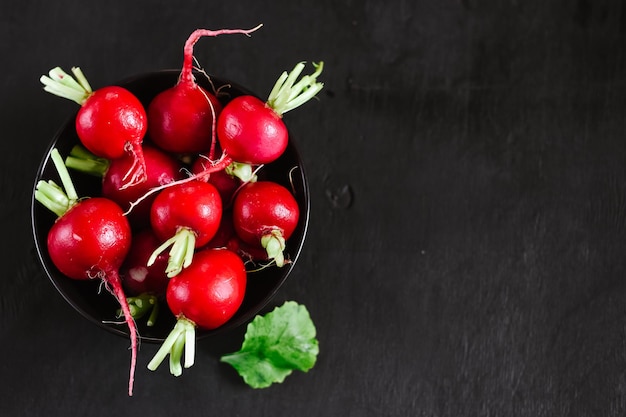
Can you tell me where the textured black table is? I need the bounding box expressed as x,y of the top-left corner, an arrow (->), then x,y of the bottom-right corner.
3,1 -> 626,415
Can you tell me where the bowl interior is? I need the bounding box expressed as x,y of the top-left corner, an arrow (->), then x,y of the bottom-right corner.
31,70 -> 310,343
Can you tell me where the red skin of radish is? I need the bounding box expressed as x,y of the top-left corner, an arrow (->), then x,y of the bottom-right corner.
46,197 -> 138,396
47,198 -> 131,280
204,211 -> 269,261
150,180 -> 223,248
77,86 -> 147,186
217,95 -> 288,165
102,145 -> 183,227
166,248 -> 247,329
227,235 -> 271,262
148,84 -> 222,154
205,210 -> 236,249
232,181 -> 299,246
120,229 -> 169,297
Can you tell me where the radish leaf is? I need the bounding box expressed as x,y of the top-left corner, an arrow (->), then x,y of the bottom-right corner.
220,301 -> 319,388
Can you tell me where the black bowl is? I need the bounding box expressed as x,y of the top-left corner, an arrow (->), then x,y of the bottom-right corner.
31,70 -> 310,343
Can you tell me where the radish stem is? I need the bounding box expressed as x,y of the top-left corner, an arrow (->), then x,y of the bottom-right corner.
119,294 -> 159,326
34,148 -> 80,216
34,180 -> 71,217
50,148 -> 79,203
71,67 -> 93,93
261,230 -> 287,267
267,61 -> 324,115
169,333 -> 185,376
226,161 -> 257,183
40,67 -> 93,105
147,227 -> 197,277
147,317 -> 196,376
184,325 -> 195,369
147,299 -> 159,327
65,144 -> 110,177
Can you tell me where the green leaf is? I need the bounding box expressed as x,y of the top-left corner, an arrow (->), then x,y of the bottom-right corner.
220,301 -> 319,388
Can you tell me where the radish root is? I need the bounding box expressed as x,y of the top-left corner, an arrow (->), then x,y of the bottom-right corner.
179,24 -> 263,86
120,141 -> 148,190
107,270 -> 139,396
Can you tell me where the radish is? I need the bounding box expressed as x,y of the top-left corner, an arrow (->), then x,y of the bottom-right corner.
40,67 -> 148,188
118,229 -> 169,328
227,234 -> 273,264
120,229 -> 169,297
34,148 -> 138,396
148,180 -> 223,277
148,25 -> 262,154
203,210 -> 269,263
217,61 -> 324,165
204,210 -> 237,249
65,144 -> 183,227
147,248 -> 247,376
232,181 -> 300,267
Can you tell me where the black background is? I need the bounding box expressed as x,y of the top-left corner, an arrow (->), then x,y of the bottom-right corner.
3,0 -> 626,415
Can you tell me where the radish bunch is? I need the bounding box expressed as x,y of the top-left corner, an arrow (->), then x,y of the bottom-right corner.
36,26 -> 323,395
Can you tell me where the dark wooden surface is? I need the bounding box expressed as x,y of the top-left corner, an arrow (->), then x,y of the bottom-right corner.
3,0 -> 626,415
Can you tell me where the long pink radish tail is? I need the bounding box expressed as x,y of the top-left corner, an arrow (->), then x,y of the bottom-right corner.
179,25 -> 263,85
106,269 -> 138,396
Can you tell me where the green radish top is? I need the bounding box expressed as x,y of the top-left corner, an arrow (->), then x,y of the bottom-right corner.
266,61 -> 324,116
40,67 -> 93,106
34,148 -> 80,217
64,144 -> 111,177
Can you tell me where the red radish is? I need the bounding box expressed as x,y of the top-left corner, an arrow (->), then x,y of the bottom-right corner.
120,229 -> 169,297
148,25 -> 262,154
217,61 -> 324,165
202,211 -> 268,262
148,180 -> 223,277
232,181 -> 300,267
65,144 -> 183,227
147,248 -> 247,376
34,148 -> 138,396
205,210 -> 237,249
118,229 -> 169,327
40,67 -> 148,188
227,234 -> 272,264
